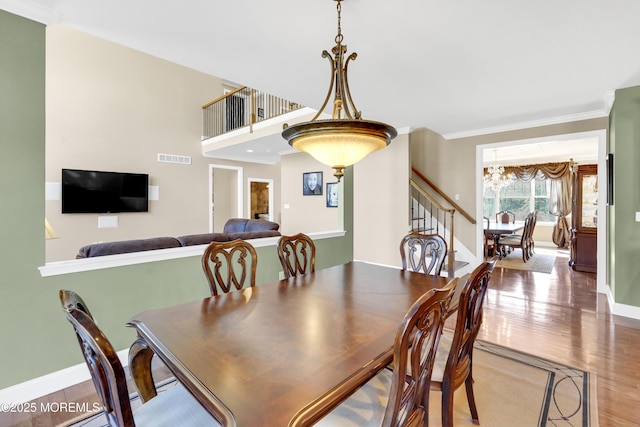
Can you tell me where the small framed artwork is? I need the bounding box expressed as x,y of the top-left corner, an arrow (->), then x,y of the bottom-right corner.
303,171 -> 323,196
326,182 -> 338,207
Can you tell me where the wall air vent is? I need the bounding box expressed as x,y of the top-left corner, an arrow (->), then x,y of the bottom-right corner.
157,153 -> 191,165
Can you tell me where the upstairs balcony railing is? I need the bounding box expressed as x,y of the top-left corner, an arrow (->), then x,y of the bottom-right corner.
202,86 -> 304,140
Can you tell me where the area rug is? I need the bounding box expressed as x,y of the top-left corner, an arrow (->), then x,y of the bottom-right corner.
65,339 -> 597,427
496,252 -> 556,273
430,338 -> 598,426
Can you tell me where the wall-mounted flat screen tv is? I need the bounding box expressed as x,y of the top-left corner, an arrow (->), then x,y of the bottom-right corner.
62,168 -> 149,213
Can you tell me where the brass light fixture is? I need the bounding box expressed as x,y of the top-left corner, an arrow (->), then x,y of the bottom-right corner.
282,0 -> 397,181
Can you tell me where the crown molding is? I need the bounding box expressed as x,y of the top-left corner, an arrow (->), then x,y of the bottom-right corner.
0,0 -> 60,25
442,109 -> 609,141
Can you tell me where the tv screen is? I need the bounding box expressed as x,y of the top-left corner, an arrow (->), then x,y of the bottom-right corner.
62,169 -> 149,214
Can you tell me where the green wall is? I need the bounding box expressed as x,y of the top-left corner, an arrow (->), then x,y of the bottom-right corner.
609,86 -> 640,306
0,9 -> 48,389
0,10 -> 354,389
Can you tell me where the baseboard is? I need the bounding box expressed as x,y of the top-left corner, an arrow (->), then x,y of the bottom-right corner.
610,294 -> 640,320
0,349 -> 128,405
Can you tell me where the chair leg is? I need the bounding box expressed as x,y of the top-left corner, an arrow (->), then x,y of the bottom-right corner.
441,383 -> 455,427
465,374 -> 480,425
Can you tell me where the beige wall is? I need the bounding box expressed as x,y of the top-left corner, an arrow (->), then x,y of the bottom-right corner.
353,134 -> 410,267
279,152 -> 341,235
45,26 -> 222,261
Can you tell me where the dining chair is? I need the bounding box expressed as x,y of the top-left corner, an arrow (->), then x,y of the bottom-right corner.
59,289 -> 94,319
430,260 -> 496,427
400,232 -> 448,276
496,210 -> 515,224
59,290 -> 221,427
497,212 -> 534,262
201,239 -> 258,296
277,233 -> 316,278
528,211 -> 538,257
483,216 -> 496,259
315,278 -> 458,427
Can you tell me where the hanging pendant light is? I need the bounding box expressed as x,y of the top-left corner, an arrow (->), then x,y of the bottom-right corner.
282,0 -> 397,181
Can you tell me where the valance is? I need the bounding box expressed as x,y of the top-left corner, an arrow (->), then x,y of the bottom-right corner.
498,161 -> 572,182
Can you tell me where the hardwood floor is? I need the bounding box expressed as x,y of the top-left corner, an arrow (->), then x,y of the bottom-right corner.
478,248 -> 640,426
2,249 -> 639,426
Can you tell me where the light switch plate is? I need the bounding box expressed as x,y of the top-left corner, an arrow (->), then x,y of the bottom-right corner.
636,212 -> 640,222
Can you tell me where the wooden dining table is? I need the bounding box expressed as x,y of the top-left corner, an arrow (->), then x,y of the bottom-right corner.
127,261 -> 450,426
484,222 -> 524,257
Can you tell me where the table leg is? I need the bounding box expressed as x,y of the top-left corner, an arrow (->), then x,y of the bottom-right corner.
129,335 -> 158,403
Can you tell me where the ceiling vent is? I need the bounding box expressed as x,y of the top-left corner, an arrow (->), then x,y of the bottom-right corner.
157,153 -> 191,165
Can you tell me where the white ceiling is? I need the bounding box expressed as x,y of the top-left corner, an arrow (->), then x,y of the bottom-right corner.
2,0 -> 625,164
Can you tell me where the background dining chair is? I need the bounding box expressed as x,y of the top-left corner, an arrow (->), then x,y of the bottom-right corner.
483,216 -> 496,259
496,210 -> 515,224
201,239 -> 257,296
277,233 -> 316,278
315,278 -> 458,427
59,290 -> 221,427
430,260 -> 496,427
400,232 -> 448,276
497,212 -> 534,262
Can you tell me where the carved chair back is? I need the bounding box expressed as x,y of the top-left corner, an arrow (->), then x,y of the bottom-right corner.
382,278 -> 458,426
431,260 -> 496,426
400,232 -> 448,276
496,210 -> 515,224
60,298 -> 135,426
277,233 -> 316,279
201,239 -> 258,296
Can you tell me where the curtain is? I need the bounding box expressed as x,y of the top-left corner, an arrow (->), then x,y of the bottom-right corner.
486,162 -> 573,248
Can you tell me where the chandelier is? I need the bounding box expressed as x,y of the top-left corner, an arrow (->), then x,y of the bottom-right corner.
484,165 -> 515,193
282,0 -> 397,181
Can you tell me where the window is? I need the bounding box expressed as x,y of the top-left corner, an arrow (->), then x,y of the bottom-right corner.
483,177 -> 555,222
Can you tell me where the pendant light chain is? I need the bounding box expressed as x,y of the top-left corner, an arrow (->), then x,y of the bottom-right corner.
335,0 -> 343,45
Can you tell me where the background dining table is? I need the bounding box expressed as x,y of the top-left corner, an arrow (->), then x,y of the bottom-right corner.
127,261 -> 451,426
484,221 -> 524,257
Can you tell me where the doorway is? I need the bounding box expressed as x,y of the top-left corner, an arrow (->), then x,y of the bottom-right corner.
475,129 -> 607,294
248,178 -> 274,221
209,164 -> 243,232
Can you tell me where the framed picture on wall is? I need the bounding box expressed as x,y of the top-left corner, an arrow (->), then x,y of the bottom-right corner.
326,182 -> 338,207
302,171 -> 323,196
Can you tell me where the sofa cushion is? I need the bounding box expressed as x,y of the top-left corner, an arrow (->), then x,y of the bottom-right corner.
223,218 -> 249,234
176,233 -> 231,246
76,237 -> 182,258
226,230 -> 281,241
245,219 -> 280,232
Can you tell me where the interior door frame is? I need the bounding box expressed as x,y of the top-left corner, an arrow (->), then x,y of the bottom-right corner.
209,164 -> 243,232
475,129 -> 607,294
247,177 -> 274,221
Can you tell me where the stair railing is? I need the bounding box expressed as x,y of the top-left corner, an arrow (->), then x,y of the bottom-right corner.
410,178 -> 456,251
410,168 -> 477,277
202,86 -> 303,140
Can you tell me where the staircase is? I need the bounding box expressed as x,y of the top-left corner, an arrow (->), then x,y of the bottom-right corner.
410,168 -> 477,276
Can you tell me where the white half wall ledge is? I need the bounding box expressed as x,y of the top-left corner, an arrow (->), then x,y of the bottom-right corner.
38,230 -> 347,277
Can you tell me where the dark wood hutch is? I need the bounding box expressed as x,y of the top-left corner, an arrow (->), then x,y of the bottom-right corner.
569,164 -> 597,272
